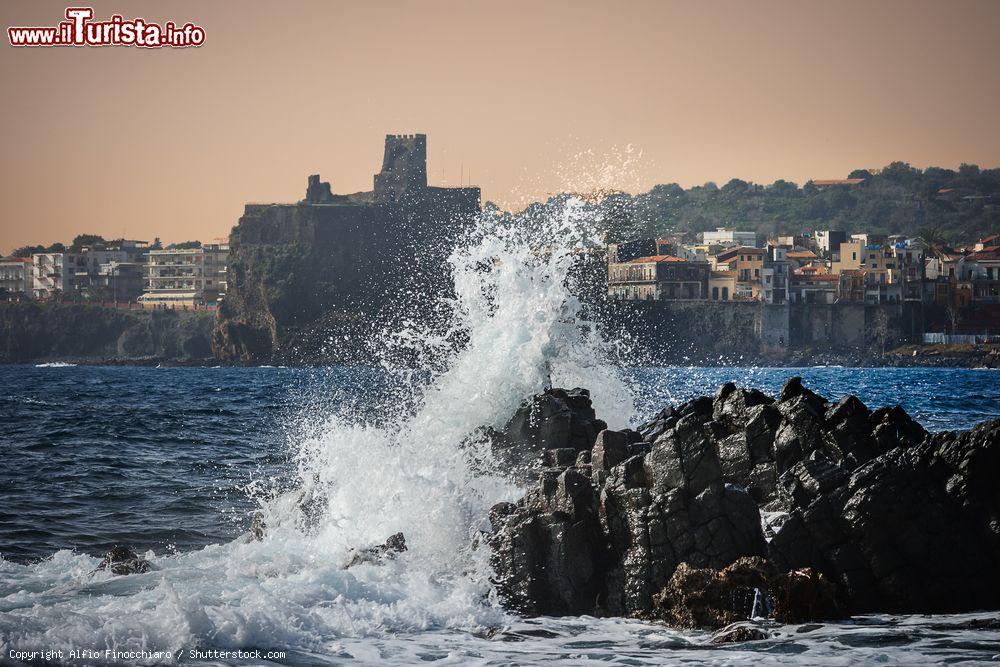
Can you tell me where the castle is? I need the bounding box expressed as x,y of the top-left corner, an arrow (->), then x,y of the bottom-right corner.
212,134 -> 481,363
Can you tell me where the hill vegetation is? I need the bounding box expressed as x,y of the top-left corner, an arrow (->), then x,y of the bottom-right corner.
505,161 -> 1000,245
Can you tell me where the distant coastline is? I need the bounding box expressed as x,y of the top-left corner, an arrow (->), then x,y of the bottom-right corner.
3,302 -> 995,370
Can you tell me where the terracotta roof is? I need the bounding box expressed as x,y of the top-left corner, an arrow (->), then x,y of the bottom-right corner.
969,250 -> 1000,261
1,256 -> 33,263
629,254 -> 686,263
787,250 -> 818,258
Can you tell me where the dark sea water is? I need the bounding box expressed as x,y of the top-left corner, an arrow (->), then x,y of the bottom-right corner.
1,364 -> 999,665
2,364 -> 996,564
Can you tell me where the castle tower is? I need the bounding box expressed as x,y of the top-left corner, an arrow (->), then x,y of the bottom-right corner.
374,133 -> 428,202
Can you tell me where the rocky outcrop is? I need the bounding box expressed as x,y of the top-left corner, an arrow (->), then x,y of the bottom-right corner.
0,303 -> 214,363
487,379 -> 1000,626
489,388 -> 608,484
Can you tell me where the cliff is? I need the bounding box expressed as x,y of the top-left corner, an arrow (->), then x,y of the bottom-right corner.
0,303 -> 214,364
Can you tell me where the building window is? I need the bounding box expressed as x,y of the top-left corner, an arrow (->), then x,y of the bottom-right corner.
712,286 -> 719,300
722,287 -> 729,300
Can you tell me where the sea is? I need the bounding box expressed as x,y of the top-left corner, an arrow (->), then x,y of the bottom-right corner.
3,201 -> 1000,665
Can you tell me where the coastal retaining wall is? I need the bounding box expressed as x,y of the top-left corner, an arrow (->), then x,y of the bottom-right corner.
593,300 -> 924,363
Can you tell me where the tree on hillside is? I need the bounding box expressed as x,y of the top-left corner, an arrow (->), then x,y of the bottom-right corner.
166,240 -> 202,250
11,245 -> 45,257
917,225 -> 948,256
70,234 -> 105,251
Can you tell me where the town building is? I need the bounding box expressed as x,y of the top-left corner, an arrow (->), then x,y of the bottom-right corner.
789,274 -> 838,303
139,243 -> 229,308
814,230 -> 846,257
31,253 -> 74,298
762,245 -> 792,304
701,227 -> 757,248
0,257 -> 33,297
607,255 -> 709,300
708,271 -> 736,301
726,247 -> 765,299
786,248 -> 819,268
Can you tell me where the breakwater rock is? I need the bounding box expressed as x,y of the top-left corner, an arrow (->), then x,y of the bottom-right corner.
487,380 -> 1000,625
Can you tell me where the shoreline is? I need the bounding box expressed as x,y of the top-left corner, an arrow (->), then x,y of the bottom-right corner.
5,348 -> 998,370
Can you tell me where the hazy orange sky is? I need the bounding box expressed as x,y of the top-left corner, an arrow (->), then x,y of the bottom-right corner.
2,0 -> 999,249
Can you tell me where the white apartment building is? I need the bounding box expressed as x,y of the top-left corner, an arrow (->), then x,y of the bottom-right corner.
0,257 -> 33,296
701,227 -> 758,247
31,253 -> 75,298
139,243 -> 229,307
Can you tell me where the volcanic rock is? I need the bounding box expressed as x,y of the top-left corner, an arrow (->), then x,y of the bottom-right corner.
487,382 -> 1000,626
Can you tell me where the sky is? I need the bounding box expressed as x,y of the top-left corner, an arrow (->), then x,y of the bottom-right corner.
1,0 -> 999,250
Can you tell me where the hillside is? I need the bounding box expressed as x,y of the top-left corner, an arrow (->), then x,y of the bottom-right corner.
506,162 -> 1000,244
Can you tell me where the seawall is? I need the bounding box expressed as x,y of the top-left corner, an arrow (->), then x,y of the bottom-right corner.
591,300 -> 945,365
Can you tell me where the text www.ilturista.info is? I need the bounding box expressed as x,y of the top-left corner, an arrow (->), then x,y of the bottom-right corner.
8,7 -> 205,48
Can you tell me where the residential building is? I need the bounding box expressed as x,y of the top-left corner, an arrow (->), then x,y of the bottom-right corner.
762,245 -> 792,304
837,270 -> 867,302
709,271 -> 736,301
31,253 -> 74,298
964,248 -> 1000,304
607,255 -> 709,301
832,241 -> 862,273
973,234 -> 999,252
734,247 -> 764,299
926,253 -> 967,280
788,274 -> 838,304
0,257 -> 33,297
889,240 -> 926,301
814,230 -> 846,257
850,233 -> 886,248
701,227 -> 757,248
786,248 -> 819,268
140,243 -> 229,307
90,261 -> 146,302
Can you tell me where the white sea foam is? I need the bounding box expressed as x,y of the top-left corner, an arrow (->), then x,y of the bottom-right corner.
33,361 -> 77,368
1,197 -> 637,663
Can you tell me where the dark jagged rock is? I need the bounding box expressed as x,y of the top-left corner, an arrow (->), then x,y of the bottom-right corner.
491,388 -> 606,484
96,546 -> 153,576
345,532 -> 408,568
770,419 -> 1000,614
487,382 -> 1000,627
